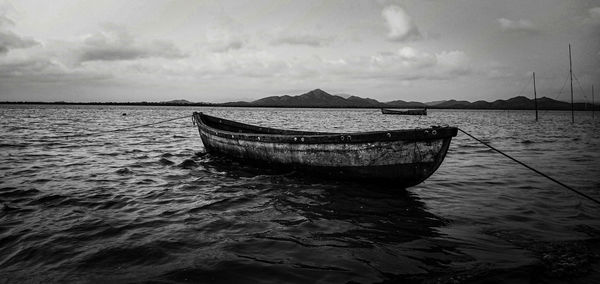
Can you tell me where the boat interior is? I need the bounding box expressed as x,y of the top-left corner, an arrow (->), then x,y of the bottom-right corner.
196,112 -> 321,135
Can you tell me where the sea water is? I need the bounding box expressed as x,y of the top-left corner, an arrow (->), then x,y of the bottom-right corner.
1,105 -> 599,282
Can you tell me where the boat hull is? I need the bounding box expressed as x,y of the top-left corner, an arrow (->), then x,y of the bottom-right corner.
193,112 -> 455,187
381,108 -> 427,115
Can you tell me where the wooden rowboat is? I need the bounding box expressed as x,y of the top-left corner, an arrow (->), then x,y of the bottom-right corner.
192,112 -> 456,187
381,108 -> 427,115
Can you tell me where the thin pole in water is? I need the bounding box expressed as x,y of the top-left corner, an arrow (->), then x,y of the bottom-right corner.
569,44 -> 574,123
593,85 -> 595,119
533,72 -> 538,121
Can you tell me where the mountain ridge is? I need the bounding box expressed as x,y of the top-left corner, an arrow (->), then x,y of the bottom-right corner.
222,89 -> 594,110
3,89 -> 596,110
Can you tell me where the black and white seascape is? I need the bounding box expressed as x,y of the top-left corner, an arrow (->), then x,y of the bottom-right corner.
2,0 -> 600,283
1,106 -> 599,282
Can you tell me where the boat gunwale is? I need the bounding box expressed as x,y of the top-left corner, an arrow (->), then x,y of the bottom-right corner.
193,112 -> 457,144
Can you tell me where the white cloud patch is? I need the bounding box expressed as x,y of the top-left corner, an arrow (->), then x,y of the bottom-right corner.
382,5 -> 421,42
590,7 -> 600,18
271,34 -> 332,47
369,47 -> 435,71
584,7 -> 600,26
315,46 -> 472,82
497,18 -> 539,34
78,25 -> 185,63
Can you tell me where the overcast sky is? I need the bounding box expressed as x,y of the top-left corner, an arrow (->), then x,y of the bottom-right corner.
1,0 -> 599,103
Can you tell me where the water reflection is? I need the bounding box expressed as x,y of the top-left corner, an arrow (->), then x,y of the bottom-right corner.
173,154 -> 451,283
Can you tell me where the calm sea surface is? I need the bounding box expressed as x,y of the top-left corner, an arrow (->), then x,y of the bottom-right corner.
1,104 -> 599,283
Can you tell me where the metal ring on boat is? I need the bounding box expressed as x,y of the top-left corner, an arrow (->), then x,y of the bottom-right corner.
301,137 -> 305,142
257,137 -> 261,141
424,130 -> 429,135
341,136 -> 345,141
432,130 -> 437,135
347,136 -> 351,141
386,133 -> 391,138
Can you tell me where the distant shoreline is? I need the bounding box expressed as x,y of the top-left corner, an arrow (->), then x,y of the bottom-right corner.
1,101 -> 598,111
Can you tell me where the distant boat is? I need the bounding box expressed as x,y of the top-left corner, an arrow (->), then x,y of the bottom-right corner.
381,108 -> 427,115
192,112 -> 456,187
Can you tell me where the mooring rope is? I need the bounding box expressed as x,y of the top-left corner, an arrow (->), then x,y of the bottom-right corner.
458,128 -> 600,206
48,115 -> 192,139
573,72 -> 591,103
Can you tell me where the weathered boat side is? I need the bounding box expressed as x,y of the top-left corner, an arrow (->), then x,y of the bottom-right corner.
381,108 -> 427,115
193,112 -> 455,187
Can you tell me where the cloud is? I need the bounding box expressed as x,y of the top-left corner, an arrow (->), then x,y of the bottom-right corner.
583,7 -> 600,26
590,7 -> 600,18
436,50 -> 470,75
193,46 -> 472,83
271,34 -> 332,47
1,21 -> 186,90
497,18 -> 540,34
204,18 -> 247,53
368,47 -> 435,71
208,38 -> 245,53
0,58 -> 54,78
78,25 -> 185,62
0,31 -> 37,54
382,5 -> 421,42
308,46 -> 472,83
0,55 -> 110,84
0,14 -> 38,54
0,13 -> 14,27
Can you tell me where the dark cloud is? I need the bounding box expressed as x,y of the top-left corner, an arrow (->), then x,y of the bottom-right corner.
0,56 -> 110,84
0,58 -> 52,78
0,15 -> 38,54
78,26 -> 186,62
79,41 -> 184,62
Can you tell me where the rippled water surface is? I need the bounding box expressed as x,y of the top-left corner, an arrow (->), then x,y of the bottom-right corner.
1,105 -> 600,283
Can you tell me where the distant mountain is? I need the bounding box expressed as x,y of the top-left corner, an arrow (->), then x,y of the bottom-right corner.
537,97 -> 573,109
163,99 -> 194,104
346,96 -> 383,107
3,91 -> 595,110
222,101 -> 252,106
218,88 -> 594,110
433,100 -> 471,108
430,96 -> 576,110
248,89 -> 386,108
424,100 -> 448,106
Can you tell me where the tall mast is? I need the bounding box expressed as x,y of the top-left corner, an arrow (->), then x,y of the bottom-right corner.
533,72 -> 538,121
569,44 -> 574,123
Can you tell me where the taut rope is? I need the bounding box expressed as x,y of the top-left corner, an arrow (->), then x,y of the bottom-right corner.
458,128 -> 600,206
